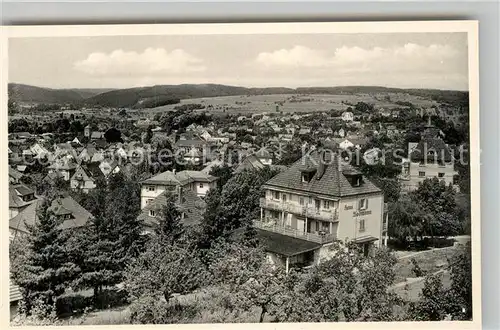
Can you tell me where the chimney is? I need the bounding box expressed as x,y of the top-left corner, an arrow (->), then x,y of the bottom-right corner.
177,186 -> 183,204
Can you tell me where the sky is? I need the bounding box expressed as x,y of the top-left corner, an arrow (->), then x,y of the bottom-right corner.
9,33 -> 469,91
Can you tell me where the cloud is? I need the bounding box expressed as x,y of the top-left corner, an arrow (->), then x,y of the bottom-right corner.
255,43 -> 460,74
74,48 -> 206,76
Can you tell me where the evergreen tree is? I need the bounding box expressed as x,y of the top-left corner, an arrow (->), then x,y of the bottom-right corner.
70,174 -> 144,301
106,178 -> 144,259
155,195 -> 184,245
12,199 -> 80,314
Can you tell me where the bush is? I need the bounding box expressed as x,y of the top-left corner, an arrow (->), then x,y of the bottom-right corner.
411,258 -> 425,277
129,296 -> 199,324
12,297 -> 59,326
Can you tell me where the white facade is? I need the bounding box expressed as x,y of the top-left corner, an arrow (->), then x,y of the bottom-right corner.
341,111 -> 354,122
401,161 -> 458,191
140,184 -> 174,209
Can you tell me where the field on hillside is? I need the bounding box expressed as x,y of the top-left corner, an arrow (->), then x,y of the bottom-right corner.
145,93 -> 439,116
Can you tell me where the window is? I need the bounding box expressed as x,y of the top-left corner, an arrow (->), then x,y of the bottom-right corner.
359,198 -> 368,210
315,221 -> 320,232
438,172 -> 445,178
302,174 -> 307,183
273,191 -> 280,200
282,194 -> 287,202
419,171 -> 426,177
146,199 -> 154,205
299,197 -> 305,206
147,186 -> 155,192
149,210 -> 156,217
323,200 -> 330,209
199,183 -> 204,188
359,219 -> 366,232
309,197 -> 312,204
322,221 -> 330,233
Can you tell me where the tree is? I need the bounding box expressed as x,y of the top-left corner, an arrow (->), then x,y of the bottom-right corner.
125,236 -> 209,302
217,167 -> 280,231
387,195 -> 426,245
409,243 -> 472,321
70,174 -> 144,302
370,177 -> 401,203
155,196 -> 185,245
105,175 -> 144,262
273,243 -> 404,322
411,178 -> 460,238
206,238 -> 287,322
144,127 -> 153,144
104,127 -> 123,143
11,199 -> 80,315
197,189 -> 225,249
209,164 -> 233,190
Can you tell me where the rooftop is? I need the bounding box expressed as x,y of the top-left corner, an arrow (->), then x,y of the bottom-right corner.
263,149 -> 381,198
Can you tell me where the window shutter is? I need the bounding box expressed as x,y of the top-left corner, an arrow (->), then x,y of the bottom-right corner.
366,199 -> 369,209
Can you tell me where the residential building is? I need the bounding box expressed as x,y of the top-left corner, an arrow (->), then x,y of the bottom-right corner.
8,167 -> 24,184
47,158 -> 77,181
9,184 -> 37,219
400,122 -> 458,191
234,154 -> 266,174
9,196 -> 93,240
341,111 -> 354,122
138,186 -> 207,234
255,147 -> 273,165
140,170 -> 217,209
99,159 -> 121,178
70,165 -> 104,193
257,149 -> 387,272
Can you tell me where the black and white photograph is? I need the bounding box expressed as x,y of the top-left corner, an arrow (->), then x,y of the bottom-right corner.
1,21 -> 480,328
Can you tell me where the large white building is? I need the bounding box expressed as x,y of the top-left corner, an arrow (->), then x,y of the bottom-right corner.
257,149 -> 388,272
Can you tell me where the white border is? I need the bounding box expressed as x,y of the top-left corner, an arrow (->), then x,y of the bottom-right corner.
0,21 -> 481,330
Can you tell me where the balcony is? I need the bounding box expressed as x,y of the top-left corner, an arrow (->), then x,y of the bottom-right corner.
254,219 -> 336,244
259,198 -> 339,222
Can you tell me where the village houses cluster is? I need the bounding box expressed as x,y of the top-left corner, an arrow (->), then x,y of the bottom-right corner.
8,100 -> 463,301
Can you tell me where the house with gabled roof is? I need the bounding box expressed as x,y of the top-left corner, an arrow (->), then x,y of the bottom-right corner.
138,186 -> 207,234
9,195 -> 93,240
400,119 -> 458,191
9,184 -> 37,219
140,170 -> 217,209
70,165 -> 103,193
256,149 -> 387,272
47,157 -> 78,181
9,167 -> 24,184
255,147 -> 273,165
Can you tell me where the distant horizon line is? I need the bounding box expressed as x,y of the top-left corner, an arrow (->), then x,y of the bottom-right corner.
7,81 -> 469,93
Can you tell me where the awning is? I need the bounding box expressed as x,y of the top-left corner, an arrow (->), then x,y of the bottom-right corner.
353,236 -> 379,244
254,229 -> 322,257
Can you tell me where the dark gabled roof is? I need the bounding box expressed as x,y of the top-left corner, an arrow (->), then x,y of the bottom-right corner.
86,163 -> 105,179
14,184 -> 34,196
254,229 -> 321,257
409,138 -> 453,162
9,184 -> 36,208
10,196 -> 93,234
234,155 -> 265,174
263,149 -> 381,198
9,167 -> 24,181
